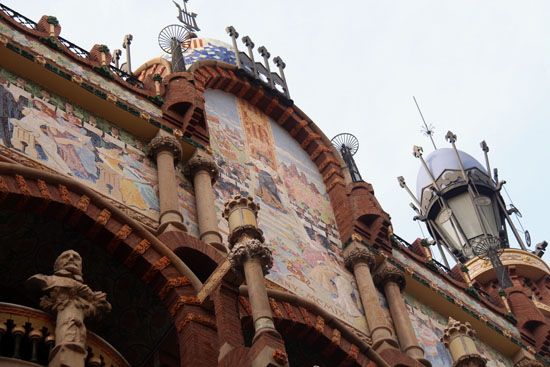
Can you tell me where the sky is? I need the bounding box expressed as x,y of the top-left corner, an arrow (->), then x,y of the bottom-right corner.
3,0 -> 550,262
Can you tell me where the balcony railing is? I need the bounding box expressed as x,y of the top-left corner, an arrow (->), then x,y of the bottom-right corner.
0,2 -> 144,89
0,302 -> 129,367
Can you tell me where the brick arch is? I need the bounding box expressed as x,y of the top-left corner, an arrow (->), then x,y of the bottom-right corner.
238,295 -> 375,366
0,162 -> 201,317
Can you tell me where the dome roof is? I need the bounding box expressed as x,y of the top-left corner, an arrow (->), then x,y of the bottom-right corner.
416,148 -> 486,199
163,38 -> 237,66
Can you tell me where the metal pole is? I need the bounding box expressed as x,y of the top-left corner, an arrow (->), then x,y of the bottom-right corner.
258,46 -> 274,88
397,176 -> 422,211
123,34 -> 133,74
480,141 -> 492,178
225,26 -> 241,68
113,49 -> 122,69
242,36 -> 257,77
273,56 -> 290,98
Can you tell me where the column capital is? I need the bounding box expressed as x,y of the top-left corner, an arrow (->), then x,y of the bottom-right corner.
184,149 -> 219,182
148,134 -> 182,164
373,262 -> 406,290
442,317 -> 487,367
228,238 -> 273,275
343,246 -> 376,271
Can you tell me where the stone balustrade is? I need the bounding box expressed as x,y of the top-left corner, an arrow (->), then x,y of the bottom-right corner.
0,303 -> 129,367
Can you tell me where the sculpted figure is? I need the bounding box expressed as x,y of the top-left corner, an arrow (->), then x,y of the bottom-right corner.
27,250 -> 111,367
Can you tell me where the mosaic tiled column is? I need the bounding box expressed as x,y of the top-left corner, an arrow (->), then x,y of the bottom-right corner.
374,261 -> 430,366
148,132 -> 186,233
185,149 -> 225,253
223,195 -> 288,367
441,317 -> 487,367
343,235 -> 398,352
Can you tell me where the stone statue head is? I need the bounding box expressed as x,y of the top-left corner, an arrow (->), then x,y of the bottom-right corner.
54,250 -> 83,282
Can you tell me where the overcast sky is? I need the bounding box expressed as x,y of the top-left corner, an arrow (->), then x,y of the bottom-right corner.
4,0 -> 549,262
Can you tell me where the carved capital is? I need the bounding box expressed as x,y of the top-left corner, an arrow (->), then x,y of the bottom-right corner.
148,135 -> 183,163
441,318 -> 476,346
442,317 -> 487,367
373,262 -> 406,290
228,238 -> 273,275
344,247 -> 376,271
223,195 -> 260,219
184,149 -> 219,182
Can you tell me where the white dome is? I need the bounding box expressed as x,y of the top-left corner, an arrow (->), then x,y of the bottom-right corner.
416,148 -> 486,199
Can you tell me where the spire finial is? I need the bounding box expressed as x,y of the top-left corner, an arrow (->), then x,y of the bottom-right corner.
413,96 -> 437,150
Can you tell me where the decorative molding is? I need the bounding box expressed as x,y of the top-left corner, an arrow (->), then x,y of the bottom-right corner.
148,135 -> 183,163
184,149 -> 219,182
343,247 -> 376,271
374,262 -> 406,290
228,238 -> 273,275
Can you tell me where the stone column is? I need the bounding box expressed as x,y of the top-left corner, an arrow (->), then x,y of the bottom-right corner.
148,132 -> 186,233
374,261 -> 430,366
185,149 -> 225,253
223,195 -> 288,367
27,250 -> 111,367
343,236 -> 398,352
441,318 -> 487,367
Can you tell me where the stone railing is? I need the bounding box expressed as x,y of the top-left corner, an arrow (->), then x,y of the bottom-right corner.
0,303 -> 129,367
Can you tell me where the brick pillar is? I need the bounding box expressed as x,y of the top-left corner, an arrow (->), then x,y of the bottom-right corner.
374,261 -> 430,366
223,195 -> 288,367
441,317 -> 487,367
343,235 -> 398,352
148,131 -> 186,233
213,283 -> 246,361
185,149 -> 225,253
176,305 -> 219,367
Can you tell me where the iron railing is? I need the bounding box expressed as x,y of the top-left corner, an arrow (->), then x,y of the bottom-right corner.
0,2 -> 144,89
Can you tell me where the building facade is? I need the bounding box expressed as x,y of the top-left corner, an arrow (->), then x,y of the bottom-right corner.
0,2 -> 549,367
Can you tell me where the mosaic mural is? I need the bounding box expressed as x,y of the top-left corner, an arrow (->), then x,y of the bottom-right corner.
404,293 -> 513,367
205,89 -> 366,330
392,249 -> 520,338
0,67 -> 161,218
0,22 -> 162,118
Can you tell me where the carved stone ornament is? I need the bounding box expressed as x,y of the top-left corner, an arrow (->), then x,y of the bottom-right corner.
228,238 -> 273,275
441,317 -> 487,367
343,247 -> 376,271
373,262 -> 406,290
441,317 -> 476,346
184,149 -> 219,182
222,195 -> 260,219
148,135 -> 183,163
27,250 -> 111,359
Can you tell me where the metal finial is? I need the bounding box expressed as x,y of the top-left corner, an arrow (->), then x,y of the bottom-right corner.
173,0 -> 200,32
242,36 -> 254,48
413,145 -> 423,158
413,96 -> 437,150
445,130 -> 457,143
122,34 -> 133,74
112,49 -> 122,69
258,46 -> 270,59
273,56 -> 286,69
226,26 -> 239,38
